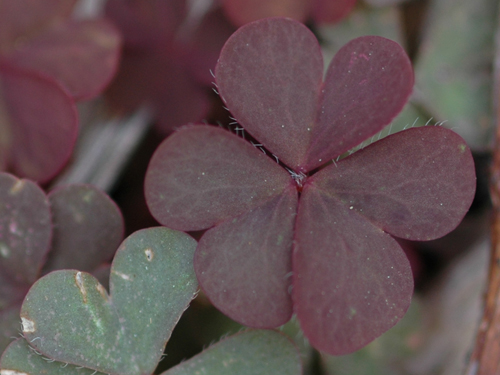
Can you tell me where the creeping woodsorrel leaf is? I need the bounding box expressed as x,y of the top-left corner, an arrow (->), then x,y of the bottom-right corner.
19,227 -> 198,375
162,330 -> 302,375
145,18 -> 476,355
222,0 -> 357,27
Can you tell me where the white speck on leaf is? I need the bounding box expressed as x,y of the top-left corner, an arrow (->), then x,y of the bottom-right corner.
145,248 -> 154,261
21,317 -> 35,333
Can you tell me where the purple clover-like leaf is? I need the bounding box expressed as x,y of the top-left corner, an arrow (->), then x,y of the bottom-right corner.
145,17 -> 476,355
215,18 -> 413,172
0,63 -> 78,182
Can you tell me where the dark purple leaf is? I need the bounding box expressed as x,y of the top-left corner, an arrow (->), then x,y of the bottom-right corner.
221,0 -> 310,27
311,127 -> 476,240
6,19 -> 122,100
0,62 -> 78,182
195,186 -> 297,328
293,183 -> 413,355
216,18 -> 323,171
303,36 -> 414,170
312,0 -> 357,24
0,0 -> 77,53
145,126 -> 292,231
43,184 -> 124,273
0,173 -> 51,286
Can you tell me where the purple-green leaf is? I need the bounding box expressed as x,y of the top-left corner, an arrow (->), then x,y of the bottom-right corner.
312,126 -> 476,240
162,330 -> 302,375
43,184 -> 124,273
0,62 -> 78,182
0,173 -> 51,286
195,186 -> 297,328
145,126 -> 292,231
20,227 -> 198,375
6,19 -> 121,100
294,185 -> 413,354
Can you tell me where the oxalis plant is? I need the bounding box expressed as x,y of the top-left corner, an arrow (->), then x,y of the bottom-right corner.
144,17 -> 477,355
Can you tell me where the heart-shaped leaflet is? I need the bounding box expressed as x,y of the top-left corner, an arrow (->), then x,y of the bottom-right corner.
18,227 -> 198,375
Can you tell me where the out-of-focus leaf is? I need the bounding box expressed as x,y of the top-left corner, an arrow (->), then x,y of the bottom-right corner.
6,19 -> 121,100
105,50 -> 209,135
0,173 -> 51,286
43,184 -> 124,273
195,186 -> 297,328
162,330 -> 302,375
293,185 -> 413,354
0,63 -> 78,182
312,0 -> 357,24
221,0 -> 310,26
20,228 -> 198,375
414,0 -> 497,149
145,126 -> 292,231
105,0 -> 187,49
313,127 -> 476,240
0,338 -> 107,375
0,0 -> 77,53
182,6 -> 235,86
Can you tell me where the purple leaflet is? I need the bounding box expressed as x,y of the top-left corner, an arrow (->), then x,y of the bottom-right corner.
145,125 -> 292,231
0,62 -> 78,182
195,185 -> 297,328
294,182 -> 413,354
311,126 -> 476,241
